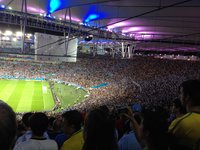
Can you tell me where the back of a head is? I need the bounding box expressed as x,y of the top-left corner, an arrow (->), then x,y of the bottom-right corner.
99,105 -> 110,114
62,110 -> 83,131
143,109 -> 169,150
180,79 -> 200,106
29,112 -> 48,137
0,100 -> 16,150
83,108 -> 117,150
22,112 -> 33,128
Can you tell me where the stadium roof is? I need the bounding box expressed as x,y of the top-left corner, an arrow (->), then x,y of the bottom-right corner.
0,0 -> 200,47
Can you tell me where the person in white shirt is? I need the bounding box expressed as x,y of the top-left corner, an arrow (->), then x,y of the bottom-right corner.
14,112 -> 58,150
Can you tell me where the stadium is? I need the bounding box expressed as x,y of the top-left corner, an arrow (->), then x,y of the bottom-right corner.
0,0 -> 199,113
0,0 -> 200,150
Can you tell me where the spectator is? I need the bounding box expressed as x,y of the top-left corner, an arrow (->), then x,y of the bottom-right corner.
83,108 -> 118,150
142,109 -> 169,150
61,110 -> 83,150
118,118 -> 142,150
0,100 -> 16,150
15,112 -> 49,145
14,112 -> 58,150
15,112 -> 33,144
169,79 -> 200,150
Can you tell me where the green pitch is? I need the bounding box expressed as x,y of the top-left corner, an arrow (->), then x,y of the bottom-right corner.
0,79 -> 87,113
52,83 -> 88,108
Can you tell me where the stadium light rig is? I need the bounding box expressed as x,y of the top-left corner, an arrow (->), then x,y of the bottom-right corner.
49,0 -> 61,13
84,14 -> 100,23
0,4 -> 5,9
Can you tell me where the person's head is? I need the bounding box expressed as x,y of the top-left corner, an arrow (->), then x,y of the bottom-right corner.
172,98 -> 186,116
83,108 -> 118,150
48,117 -> 55,130
179,79 -> 200,111
99,105 -> 110,114
62,110 -> 83,135
53,118 -> 63,131
22,112 -> 33,129
142,109 -> 169,150
0,100 -> 16,150
29,112 -> 48,137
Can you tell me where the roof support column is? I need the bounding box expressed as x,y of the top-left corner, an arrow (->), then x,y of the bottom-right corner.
64,9 -> 67,55
64,8 -> 72,56
21,0 -> 27,54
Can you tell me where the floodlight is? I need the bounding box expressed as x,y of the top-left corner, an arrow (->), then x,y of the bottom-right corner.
5,30 -> 13,36
16,32 -> 22,37
12,37 -> 17,42
0,5 -> 5,9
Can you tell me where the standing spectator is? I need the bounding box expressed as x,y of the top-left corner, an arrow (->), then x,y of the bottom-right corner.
83,108 -> 118,150
15,112 -> 33,145
118,119 -> 142,150
14,112 -> 58,150
142,109 -> 169,150
169,79 -> 200,150
0,100 -> 16,150
61,110 -> 83,150
168,98 -> 186,123
15,112 -> 49,146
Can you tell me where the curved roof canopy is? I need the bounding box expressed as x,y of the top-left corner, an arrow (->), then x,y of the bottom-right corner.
0,0 -> 200,44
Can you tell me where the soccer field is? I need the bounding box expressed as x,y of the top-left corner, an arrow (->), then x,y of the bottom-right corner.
0,79 -> 88,113
0,79 -> 55,112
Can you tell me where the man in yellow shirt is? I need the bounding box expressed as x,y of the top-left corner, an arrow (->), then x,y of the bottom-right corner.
169,79 -> 200,150
61,110 -> 84,150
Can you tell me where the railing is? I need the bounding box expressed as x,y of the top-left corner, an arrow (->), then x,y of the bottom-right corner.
0,9 -> 128,40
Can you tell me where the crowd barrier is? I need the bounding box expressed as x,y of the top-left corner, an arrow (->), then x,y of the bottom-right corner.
0,76 -> 45,81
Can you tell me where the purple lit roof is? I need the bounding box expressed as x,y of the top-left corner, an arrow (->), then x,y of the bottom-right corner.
0,0 -> 200,52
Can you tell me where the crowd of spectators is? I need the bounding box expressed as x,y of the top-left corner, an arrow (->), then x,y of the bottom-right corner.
1,78 -> 200,150
0,55 -> 200,150
1,55 -> 200,111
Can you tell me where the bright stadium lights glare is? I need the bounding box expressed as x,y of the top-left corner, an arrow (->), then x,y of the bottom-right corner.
8,6 -> 12,10
26,33 -> 32,37
12,37 -> 17,42
26,34 -> 33,39
16,31 -> 22,37
2,36 -> 10,41
5,30 -> 13,36
59,18 -> 62,20
0,5 -> 5,8
84,14 -> 100,23
46,14 -> 51,18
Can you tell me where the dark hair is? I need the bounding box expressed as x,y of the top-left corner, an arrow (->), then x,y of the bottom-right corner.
143,109 -> 169,150
22,112 -> 33,128
180,79 -> 200,106
173,98 -> 186,114
83,108 -> 118,150
99,105 -> 110,114
62,110 -> 82,131
0,100 -> 16,150
29,112 -> 48,136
